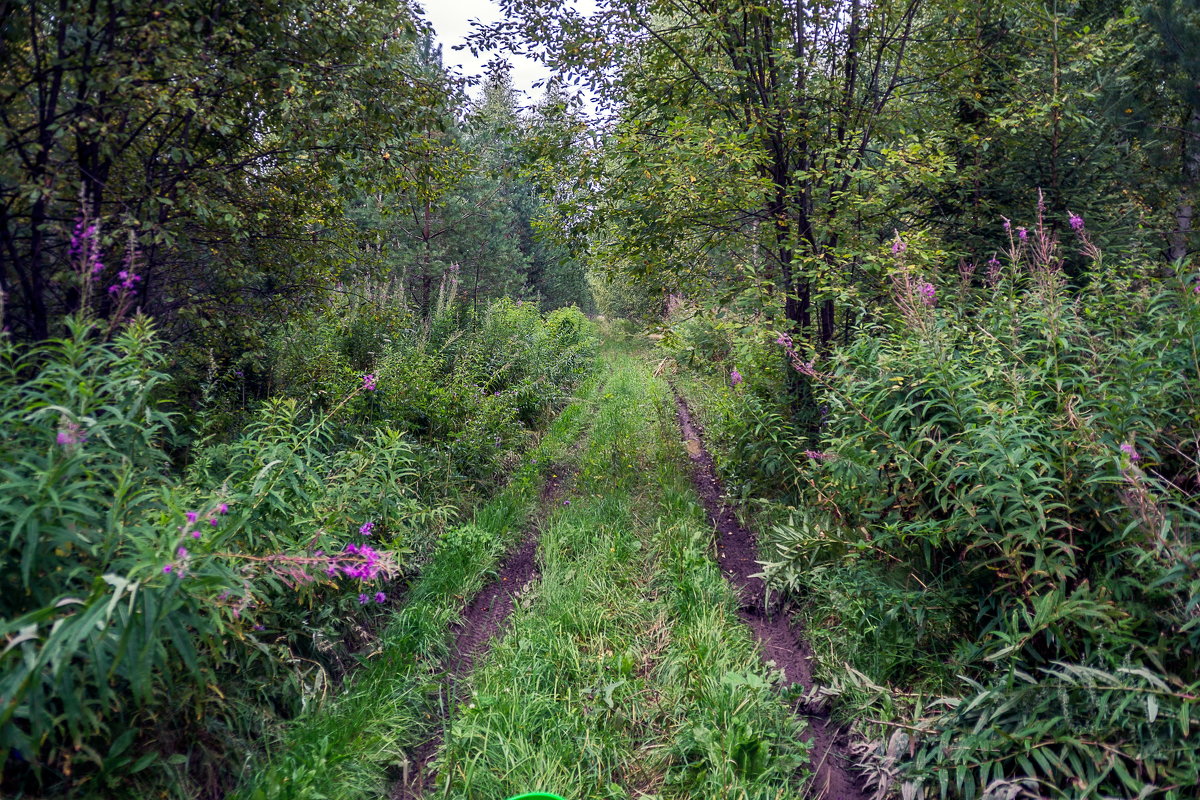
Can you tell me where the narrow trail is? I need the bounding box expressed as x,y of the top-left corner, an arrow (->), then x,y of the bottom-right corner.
391,470 -> 570,800
673,394 -> 871,800
264,338 -> 866,800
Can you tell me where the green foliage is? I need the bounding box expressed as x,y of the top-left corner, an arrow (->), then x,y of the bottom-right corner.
668,219 -> 1200,797
0,0 -> 442,342
0,298 -> 596,795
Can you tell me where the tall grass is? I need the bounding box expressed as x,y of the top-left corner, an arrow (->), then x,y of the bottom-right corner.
0,294 -> 596,796
665,210 -> 1200,799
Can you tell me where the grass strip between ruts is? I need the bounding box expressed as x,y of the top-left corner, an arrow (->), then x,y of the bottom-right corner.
233,369 -> 603,800
431,342 -> 810,800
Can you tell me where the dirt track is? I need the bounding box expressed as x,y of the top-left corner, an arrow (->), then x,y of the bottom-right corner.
674,394 -> 870,800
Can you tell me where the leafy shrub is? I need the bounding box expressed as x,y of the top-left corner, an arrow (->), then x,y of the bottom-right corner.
0,297 -> 596,795
672,214 -> 1200,798
0,318 -> 423,791
784,221 -> 1200,798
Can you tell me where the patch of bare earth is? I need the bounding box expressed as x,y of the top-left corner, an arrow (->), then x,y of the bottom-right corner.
389,469 -> 570,800
674,394 -> 870,800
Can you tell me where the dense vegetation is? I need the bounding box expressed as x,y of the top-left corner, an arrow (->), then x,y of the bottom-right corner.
3,0 -> 1199,797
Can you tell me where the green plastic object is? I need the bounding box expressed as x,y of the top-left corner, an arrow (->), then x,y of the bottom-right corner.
505,794 -> 566,800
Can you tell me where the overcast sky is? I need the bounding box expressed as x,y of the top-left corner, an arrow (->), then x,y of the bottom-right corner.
421,0 -> 599,109
421,0 -> 552,103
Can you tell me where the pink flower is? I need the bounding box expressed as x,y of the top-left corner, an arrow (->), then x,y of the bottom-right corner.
176,546 -> 188,558
191,530 -> 201,539
1120,443 -> 1140,462
730,368 -> 743,386
1017,227 -> 1028,241
358,593 -> 369,605
218,503 -> 229,514
891,239 -> 907,254
360,521 -> 375,536
56,420 -> 86,448
186,511 -> 199,523
918,281 -> 936,306
374,592 -> 386,603
163,564 -> 173,574
362,373 -> 377,392
209,517 -> 218,526
1068,212 -> 1084,232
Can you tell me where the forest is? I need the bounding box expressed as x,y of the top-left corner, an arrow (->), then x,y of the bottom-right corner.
0,0 -> 1197,798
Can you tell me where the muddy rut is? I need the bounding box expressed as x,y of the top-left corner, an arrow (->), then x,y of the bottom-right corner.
674,394 -> 870,800
390,470 -> 568,800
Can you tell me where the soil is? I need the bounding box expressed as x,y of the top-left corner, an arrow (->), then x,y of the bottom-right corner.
673,393 -> 870,800
390,468 -> 567,800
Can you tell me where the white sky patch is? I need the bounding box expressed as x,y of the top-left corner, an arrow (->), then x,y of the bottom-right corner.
420,0 -> 599,111
420,0 -> 549,102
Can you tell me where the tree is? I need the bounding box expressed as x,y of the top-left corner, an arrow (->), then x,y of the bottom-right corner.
476,0 -> 937,421
0,0 -> 439,341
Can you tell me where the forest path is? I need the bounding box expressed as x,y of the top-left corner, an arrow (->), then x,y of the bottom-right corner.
419,331 -> 863,799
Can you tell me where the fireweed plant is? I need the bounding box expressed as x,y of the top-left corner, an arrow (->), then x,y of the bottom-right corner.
665,202 -> 1200,799
0,222 -> 598,794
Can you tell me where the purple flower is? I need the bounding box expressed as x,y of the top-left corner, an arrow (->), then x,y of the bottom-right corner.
217,503 -> 229,515
254,624 -> 265,631
358,593 -> 369,605
891,239 -> 907,255
191,530 -> 201,539
345,543 -> 360,555
918,281 -> 936,307
776,333 -> 794,350
362,373 -> 377,392
1120,443 -> 1140,462
1002,218 -> 1012,232
56,420 -> 86,448
1068,213 -> 1084,232
176,546 -> 188,559
163,564 -> 173,574
1017,227 -> 1028,241
562,499 -> 570,506
186,511 -> 199,523
359,521 -> 375,536
208,517 -> 218,526
374,592 -> 386,603
730,368 -> 743,386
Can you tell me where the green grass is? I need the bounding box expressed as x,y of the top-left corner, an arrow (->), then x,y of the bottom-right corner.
432,344 -> 809,800
237,334 -> 811,800
232,372 -> 602,800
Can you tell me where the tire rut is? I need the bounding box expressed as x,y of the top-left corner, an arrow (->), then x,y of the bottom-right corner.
673,393 -> 870,800
389,469 -> 569,800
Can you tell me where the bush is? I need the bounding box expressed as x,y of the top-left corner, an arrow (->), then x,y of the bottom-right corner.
670,215 -> 1200,798
0,295 -> 597,795
784,222 -> 1200,798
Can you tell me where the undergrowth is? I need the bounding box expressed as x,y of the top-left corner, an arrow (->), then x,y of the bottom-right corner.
0,290 -> 596,797
664,210 -> 1200,799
